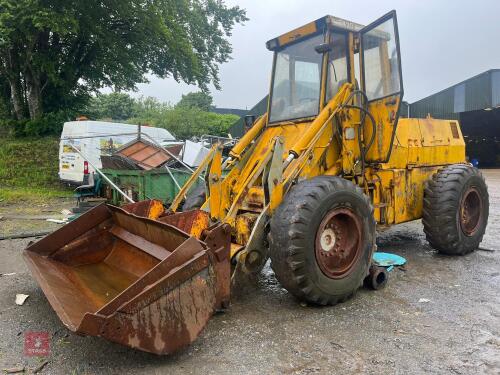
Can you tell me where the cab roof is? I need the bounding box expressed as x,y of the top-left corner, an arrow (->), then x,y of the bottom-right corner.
266,15 -> 366,51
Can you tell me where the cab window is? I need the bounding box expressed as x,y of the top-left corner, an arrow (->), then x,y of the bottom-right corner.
361,17 -> 401,100
269,33 -> 324,123
326,32 -> 349,102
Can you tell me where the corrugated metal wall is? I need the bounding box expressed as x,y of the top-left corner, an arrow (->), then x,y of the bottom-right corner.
410,70 -> 498,119
399,101 -> 410,118
465,72 -> 491,111
492,71 -> 500,107
408,86 -> 454,119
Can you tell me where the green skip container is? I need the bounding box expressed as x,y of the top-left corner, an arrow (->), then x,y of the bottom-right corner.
101,168 -> 199,205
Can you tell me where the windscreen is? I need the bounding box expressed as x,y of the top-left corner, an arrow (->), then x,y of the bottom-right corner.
269,33 -> 324,123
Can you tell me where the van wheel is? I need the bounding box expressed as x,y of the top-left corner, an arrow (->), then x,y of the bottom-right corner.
269,176 -> 375,305
423,165 -> 489,255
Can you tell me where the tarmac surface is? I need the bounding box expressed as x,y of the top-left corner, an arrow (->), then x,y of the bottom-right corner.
0,170 -> 499,374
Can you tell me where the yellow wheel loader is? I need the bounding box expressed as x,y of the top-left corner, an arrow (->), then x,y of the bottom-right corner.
24,10 -> 489,354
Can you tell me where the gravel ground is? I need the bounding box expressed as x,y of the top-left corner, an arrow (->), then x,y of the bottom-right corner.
0,171 -> 499,374
0,198 -> 74,237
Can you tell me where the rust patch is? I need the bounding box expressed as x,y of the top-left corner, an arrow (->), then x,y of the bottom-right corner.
158,210 -> 210,238
122,199 -> 164,219
23,204 -> 231,355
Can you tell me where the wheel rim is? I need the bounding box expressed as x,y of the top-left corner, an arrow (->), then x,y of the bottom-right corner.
460,187 -> 483,236
315,207 -> 363,279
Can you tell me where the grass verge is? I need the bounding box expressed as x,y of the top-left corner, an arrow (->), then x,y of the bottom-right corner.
0,187 -> 72,203
0,137 -> 72,202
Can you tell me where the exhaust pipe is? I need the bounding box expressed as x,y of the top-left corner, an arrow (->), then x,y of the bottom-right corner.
364,265 -> 389,290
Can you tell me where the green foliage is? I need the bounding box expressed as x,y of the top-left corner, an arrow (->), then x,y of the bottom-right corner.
85,93 -> 137,121
0,136 -> 72,202
84,92 -> 238,139
0,110 -> 75,137
0,137 -> 63,189
133,96 -> 172,119
23,110 -> 75,136
0,90 -> 240,139
0,118 -> 26,138
0,0 -> 247,121
130,107 -> 238,140
0,79 -> 11,118
176,92 -> 213,111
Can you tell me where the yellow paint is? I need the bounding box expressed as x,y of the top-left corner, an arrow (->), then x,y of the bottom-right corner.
240,186 -> 265,211
168,15 -> 468,262
363,95 -> 401,163
230,114 -> 267,160
170,144 -> 218,213
234,213 -> 257,245
188,211 -> 210,239
269,183 -> 283,212
230,243 -> 245,259
277,21 -> 317,46
385,118 -> 465,169
147,200 -> 165,220
208,148 -> 223,220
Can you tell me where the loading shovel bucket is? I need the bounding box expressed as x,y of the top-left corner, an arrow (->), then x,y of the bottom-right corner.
23,204 -> 231,355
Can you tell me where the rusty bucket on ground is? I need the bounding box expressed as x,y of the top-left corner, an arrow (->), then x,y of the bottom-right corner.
23,204 -> 231,355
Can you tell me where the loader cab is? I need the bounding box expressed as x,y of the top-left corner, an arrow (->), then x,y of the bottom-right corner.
266,17 -> 360,125
266,12 -> 403,162
267,32 -> 325,123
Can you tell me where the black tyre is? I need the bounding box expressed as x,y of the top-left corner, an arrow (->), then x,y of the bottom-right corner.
269,176 -> 376,305
423,164 -> 489,255
181,184 -> 206,211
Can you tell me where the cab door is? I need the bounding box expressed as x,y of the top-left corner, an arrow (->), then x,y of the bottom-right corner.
358,10 -> 403,163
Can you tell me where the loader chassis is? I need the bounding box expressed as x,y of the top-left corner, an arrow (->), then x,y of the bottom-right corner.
180,11 -> 466,238
175,11 -> 486,291
24,10 -> 489,355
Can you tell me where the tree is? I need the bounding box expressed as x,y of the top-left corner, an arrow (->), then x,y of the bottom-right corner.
0,73 -> 11,119
129,106 -> 238,140
157,107 -> 238,139
0,0 -> 247,120
85,93 -> 137,121
133,96 -> 171,119
176,92 -> 213,111
84,93 -> 238,140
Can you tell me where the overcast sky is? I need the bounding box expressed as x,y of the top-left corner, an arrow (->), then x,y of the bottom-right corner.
129,0 -> 500,109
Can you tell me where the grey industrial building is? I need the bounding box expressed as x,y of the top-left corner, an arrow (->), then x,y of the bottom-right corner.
410,70 -> 500,118
410,69 -> 500,166
211,107 -> 249,117
229,69 -> 500,166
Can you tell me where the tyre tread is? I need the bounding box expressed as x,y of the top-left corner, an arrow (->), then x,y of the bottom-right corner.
423,164 -> 488,255
269,176 -> 375,305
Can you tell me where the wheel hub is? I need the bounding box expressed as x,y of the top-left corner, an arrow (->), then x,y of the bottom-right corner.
320,228 -> 337,252
315,207 -> 363,279
460,187 -> 482,236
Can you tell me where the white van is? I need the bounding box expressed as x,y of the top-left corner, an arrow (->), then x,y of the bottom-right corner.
59,121 -> 175,185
